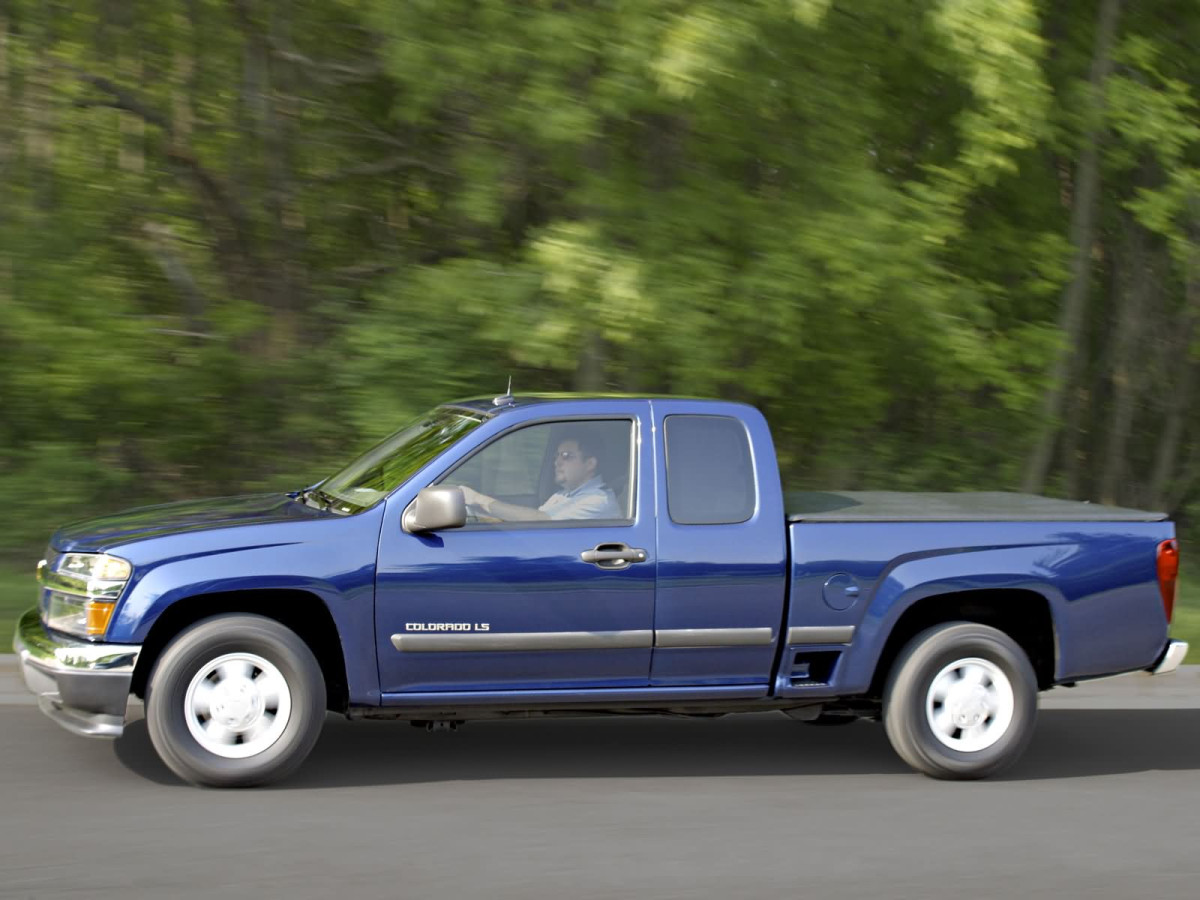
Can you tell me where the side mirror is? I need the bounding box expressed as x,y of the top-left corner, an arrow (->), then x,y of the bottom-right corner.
403,486 -> 468,534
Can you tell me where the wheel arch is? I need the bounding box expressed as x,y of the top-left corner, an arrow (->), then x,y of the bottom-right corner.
130,589 -> 349,713
868,588 -> 1057,696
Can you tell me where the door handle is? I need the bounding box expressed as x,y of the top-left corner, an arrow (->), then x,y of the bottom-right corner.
580,543 -> 648,569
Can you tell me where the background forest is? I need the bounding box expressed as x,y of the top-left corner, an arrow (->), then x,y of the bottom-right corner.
2,0 -> 1199,559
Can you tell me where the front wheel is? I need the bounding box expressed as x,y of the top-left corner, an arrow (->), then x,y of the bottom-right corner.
883,622 -> 1037,780
145,614 -> 326,787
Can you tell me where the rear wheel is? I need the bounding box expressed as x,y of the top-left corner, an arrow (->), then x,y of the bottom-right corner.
883,622 -> 1037,780
145,614 -> 326,787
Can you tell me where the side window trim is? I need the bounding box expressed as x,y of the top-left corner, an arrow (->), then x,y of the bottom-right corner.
432,415 -> 640,531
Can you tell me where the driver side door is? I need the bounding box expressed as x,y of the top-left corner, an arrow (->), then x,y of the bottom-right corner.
374,408 -> 656,698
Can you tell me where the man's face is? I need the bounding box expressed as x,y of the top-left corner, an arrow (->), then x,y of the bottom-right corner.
554,440 -> 595,492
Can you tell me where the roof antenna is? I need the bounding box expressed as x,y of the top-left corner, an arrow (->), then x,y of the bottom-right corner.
492,375 -> 514,407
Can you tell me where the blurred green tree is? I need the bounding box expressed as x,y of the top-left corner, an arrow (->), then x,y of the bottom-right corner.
1,0 -> 1199,555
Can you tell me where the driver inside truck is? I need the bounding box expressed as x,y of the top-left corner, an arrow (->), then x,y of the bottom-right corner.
458,434 -> 621,521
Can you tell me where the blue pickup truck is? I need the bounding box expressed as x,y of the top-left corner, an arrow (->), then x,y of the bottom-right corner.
14,394 -> 1187,786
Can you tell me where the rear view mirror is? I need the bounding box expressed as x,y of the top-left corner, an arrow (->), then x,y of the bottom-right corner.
403,486 -> 467,534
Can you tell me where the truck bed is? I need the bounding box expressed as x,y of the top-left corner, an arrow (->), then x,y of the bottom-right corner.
785,491 -> 1167,523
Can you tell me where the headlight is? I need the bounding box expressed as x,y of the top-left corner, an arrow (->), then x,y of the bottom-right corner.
57,553 -> 133,585
38,553 -> 132,639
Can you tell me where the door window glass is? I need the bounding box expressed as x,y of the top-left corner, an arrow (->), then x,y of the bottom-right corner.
665,415 -> 756,524
441,419 -> 634,524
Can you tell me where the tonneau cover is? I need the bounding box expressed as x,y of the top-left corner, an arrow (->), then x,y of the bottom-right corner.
786,491 -> 1167,523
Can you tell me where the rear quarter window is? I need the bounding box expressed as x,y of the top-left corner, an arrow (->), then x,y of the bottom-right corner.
664,415 -> 756,525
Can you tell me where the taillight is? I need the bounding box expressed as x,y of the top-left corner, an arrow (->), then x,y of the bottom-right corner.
1157,539 -> 1179,624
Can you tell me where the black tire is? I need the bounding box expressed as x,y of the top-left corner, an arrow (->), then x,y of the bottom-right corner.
145,614 -> 326,788
883,621 -> 1037,780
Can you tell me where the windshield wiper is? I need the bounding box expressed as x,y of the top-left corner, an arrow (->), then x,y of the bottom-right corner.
317,487 -> 355,515
297,487 -> 348,514
297,488 -> 324,509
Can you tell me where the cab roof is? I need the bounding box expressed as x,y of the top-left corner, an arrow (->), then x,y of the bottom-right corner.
444,393 -> 714,416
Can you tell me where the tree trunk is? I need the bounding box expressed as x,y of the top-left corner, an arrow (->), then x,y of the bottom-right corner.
232,0 -> 306,360
25,60 -> 56,210
0,12 -> 10,167
574,331 -> 607,391
1061,382 -> 1086,498
1165,440 -> 1200,513
1149,238 -> 1200,511
0,12 -> 11,307
1099,218 -> 1154,505
265,0 -> 306,355
171,5 -> 195,145
118,53 -> 145,173
1022,0 -> 1122,494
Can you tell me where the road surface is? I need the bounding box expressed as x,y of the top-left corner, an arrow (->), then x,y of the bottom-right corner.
2,660 -> 1199,900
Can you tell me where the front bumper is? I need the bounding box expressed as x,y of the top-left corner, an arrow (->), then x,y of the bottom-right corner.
12,607 -> 140,738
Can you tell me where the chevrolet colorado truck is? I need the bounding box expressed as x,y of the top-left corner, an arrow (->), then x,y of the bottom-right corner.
14,395 -> 1187,786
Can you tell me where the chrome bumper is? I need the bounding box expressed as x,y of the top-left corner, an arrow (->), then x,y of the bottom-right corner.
1147,639 -> 1189,676
12,607 -> 140,738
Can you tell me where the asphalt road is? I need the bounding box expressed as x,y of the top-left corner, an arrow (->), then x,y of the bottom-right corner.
3,665 -> 1200,900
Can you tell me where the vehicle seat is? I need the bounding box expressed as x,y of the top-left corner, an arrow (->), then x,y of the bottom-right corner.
604,466 -> 631,518
592,434 -> 632,517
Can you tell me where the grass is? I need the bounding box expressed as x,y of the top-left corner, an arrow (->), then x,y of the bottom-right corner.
0,561 -> 36,649
0,559 -> 1198,661
1169,570 -> 1200,662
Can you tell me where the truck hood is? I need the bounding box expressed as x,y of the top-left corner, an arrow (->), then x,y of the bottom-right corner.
49,493 -> 334,554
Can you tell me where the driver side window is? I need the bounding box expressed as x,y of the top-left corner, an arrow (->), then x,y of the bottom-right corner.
440,419 -> 635,525
449,423 -> 547,508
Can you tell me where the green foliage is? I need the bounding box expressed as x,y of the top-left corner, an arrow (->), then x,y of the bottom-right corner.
2,0 -> 1200,556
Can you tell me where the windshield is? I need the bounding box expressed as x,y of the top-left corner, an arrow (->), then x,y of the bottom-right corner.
319,407 -> 485,510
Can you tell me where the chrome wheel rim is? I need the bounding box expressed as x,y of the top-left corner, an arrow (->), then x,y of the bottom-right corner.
925,657 -> 1013,753
184,652 -> 292,759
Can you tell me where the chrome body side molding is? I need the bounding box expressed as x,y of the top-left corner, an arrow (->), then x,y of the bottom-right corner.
392,630 -> 654,653
787,625 -> 856,645
653,628 -> 774,648
392,627 -> 779,652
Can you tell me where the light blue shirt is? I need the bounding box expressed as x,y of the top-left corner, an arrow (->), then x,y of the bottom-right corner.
538,476 -> 622,520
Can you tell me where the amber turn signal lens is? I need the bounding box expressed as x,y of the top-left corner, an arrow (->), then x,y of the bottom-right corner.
85,601 -> 117,637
